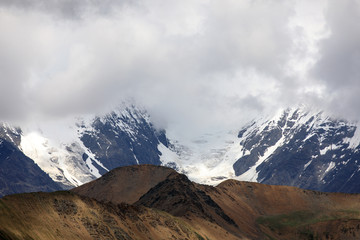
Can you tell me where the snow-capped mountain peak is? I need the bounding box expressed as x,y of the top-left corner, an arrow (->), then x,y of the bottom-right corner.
3,104 -> 360,196
231,107 -> 360,192
16,104 -> 167,189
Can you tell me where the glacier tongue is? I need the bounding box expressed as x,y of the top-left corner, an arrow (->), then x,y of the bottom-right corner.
158,129 -> 243,185
157,105 -> 360,194
20,131 -> 95,188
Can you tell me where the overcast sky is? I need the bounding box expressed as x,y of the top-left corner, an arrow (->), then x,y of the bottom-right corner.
0,0 -> 359,136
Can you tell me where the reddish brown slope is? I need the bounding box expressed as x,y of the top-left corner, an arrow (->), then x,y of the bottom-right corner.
72,164 -> 176,204
0,191 -> 219,240
7,165 -> 360,240
73,165 -> 250,239
205,180 -> 360,239
72,165 -> 360,239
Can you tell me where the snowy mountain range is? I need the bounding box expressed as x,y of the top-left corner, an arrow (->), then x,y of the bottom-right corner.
162,106 -> 360,194
20,104 -> 167,188
1,103 -> 360,196
0,104 -> 168,196
233,107 -> 360,193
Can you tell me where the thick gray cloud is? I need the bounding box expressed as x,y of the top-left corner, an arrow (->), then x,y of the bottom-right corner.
311,0 -> 360,119
0,0 -> 131,19
1,0 -> 355,136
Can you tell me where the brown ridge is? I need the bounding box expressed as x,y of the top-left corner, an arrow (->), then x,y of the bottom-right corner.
71,164 -> 176,204
2,165 -> 360,239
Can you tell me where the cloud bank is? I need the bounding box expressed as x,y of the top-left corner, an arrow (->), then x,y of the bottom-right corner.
312,0 -> 360,119
0,0 -> 359,135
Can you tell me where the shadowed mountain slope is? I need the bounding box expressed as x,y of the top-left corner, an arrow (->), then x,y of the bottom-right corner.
0,139 -> 62,197
135,171 -> 240,236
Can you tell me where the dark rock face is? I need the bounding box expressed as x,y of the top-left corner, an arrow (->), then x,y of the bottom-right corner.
72,165 -> 177,204
78,105 -> 168,174
53,199 -> 78,215
233,108 -> 360,193
0,139 -> 61,197
0,123 -> 22,148
0,104 -> 170,194
135,172 -> 236,227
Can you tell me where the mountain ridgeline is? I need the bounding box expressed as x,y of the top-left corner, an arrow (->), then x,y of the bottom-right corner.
234,108 -> 360,193
0,105 -> 169,197
78,107 -> 168,174
0,124 -> 63,197
2,165 -> 360,240
2,104 -> 360,197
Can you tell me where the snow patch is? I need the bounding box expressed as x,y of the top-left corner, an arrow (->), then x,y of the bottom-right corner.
343,124 -> 360,149
325,161 -> 336,174
320,144 -> 340,155
75,135 -> 108,177
304,160 -> 312,170
237,132 -> 286,182
158,130 -> 242,185
20,132 -> 82,186
158,143 -> 181,166
20,124 -> 99,187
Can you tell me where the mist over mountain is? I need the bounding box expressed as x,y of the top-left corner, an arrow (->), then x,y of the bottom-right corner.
0,0 -> 359,198
1,1 -> 360,239
233,107 -> 360,193
2,102 -> 360,197
0,103 -> 168,196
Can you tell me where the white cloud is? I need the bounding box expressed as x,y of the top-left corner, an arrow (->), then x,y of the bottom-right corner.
311,0 -> 360,119
2,0 -> 356,136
